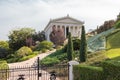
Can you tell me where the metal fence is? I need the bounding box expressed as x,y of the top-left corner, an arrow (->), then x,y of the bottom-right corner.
0,58 -> 68,80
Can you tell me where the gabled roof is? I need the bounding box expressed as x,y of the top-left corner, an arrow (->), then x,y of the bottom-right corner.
44,15 -> 84,31
50,15 -> 84,24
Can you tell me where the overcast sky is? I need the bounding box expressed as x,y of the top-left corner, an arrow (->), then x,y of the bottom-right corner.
0,0 -> 120,40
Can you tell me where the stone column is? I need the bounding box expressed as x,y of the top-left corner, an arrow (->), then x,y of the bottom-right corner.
73,26 -> 75,36
65,26 -> 66,38
68,61 -> 79,80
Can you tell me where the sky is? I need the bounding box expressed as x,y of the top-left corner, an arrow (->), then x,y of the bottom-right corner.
0,0 -> 120,40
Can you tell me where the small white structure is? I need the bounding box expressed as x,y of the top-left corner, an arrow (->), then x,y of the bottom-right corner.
44,15 -> 84,41
68,60 -> 79,80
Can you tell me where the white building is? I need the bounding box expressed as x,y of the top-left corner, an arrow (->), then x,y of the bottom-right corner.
44,15 -> 84,41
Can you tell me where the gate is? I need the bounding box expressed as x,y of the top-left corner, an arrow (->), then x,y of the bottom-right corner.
0,57 -> 68,80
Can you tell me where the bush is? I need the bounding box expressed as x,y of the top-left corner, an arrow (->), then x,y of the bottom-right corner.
73,65 -> 104,80
16,46 -> 32,57
41,48 -> 67,66
102,60 -> 120,80
41,57 -> 60,66
0,60 -> 9,80
35,41 -> 53,51
0,48 -> 9,59
41,49 -> 48,53
115,20 -> 120,28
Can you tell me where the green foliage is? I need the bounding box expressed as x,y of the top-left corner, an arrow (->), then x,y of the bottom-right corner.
0,48 -> 9,58
0,41 -> 9,49
8,28 -> 35,50
79,26 -> 87,62
7,51 -> 38,63
102,59 -> 120,80
19,52 -> 38,61
0,60 -> 9,80
67,32 -> 73,61
73,65 -> 104,80
41,49 -> 48,53
114,20 -> 120,28
86,51 -> 107,65
41,57 -> 60,66
16,46 -> 32,57
35,41 -> 53,51
106,29 -> 120,49
41,48 -> 67,66
0,41 -> 10,58
32,31 -> 46,42
72,38 -> 80,50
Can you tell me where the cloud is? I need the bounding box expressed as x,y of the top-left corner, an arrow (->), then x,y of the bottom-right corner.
0,0 -> 120,40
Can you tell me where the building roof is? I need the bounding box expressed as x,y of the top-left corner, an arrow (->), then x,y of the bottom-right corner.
44,15 -> 84,31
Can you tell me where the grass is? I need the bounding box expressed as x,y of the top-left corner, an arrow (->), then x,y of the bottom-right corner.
7,51 -> 39,63
106,48 -> 120,58
106,29 -> 120,58
106,29 -> 120,49
41,48 -> 67,66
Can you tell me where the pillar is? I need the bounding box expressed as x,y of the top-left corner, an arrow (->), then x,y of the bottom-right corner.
65,26 -> 66,38
68,61 -> 79,80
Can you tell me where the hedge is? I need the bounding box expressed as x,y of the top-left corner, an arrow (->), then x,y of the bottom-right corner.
73,65 -> 104,80
102,60 -> 120,80
0,60 -> 9,80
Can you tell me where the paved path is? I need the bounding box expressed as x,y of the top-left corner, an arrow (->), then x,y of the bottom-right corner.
7,50 -> 57,80
8,49 -> 56,68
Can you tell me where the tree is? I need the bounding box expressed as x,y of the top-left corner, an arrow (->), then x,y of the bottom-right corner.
32,31 -> 46,43
67,32 -> 73,61
8,28 -> 35,51
0,41 -> 9,58
50,28 -> 65,46
72,38 -> 80,50
0,41 -> 9,49
79,26 -> 87,62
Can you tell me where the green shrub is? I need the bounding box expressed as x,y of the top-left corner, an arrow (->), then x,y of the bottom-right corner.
0,48 -> 9,59
41,48 -> 48,53
41,57 -> 60,66
35,41 -> 53,51
115,20 -> 120,28
0,60 -> 9,80
19,54 -> 36,61
41,48 -> 67,66
102,60 -> 120,80
73,65 -> 104,80
16,46 -> 32,57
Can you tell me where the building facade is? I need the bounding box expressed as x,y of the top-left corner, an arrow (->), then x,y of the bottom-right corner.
44,15 -> 84,41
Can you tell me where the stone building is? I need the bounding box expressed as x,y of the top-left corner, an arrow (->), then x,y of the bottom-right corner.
44,15 -> 84,41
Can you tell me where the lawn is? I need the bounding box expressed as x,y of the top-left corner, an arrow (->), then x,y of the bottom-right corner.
106,48 -> 120,58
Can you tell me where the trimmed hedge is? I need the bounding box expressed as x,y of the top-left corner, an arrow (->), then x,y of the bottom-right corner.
102,60 -> 120,80
73,65 -> 104,80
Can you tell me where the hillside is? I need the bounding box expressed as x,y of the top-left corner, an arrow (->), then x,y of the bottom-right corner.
87,28 -> 114,52
106,29 -> 120,58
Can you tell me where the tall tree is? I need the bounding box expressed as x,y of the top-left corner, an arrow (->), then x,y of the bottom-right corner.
79,26 -> 87,62
32,31 -> 46,43
8,28 -> 35,50
67,32 -> 73,61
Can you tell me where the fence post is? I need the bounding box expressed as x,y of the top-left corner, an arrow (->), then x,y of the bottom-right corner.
68,61 -> 79,80
37,57 -> 40,80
